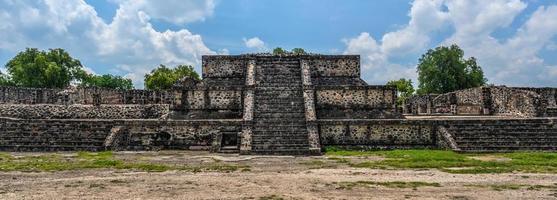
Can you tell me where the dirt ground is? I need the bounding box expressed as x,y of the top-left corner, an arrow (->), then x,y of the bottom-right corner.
1,151 -> 556,200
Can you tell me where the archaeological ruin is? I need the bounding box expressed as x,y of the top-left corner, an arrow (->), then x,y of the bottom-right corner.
0,54 -> 556,155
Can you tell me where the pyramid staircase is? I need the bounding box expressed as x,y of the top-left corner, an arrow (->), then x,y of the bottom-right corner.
249,57 -> 316,155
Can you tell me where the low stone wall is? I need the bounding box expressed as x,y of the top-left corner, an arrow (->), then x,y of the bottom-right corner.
0,86 -> 176,105
404,86 -> 548,117
512,87 -> 557,108
315,86 -> 399,119
490,87 -> 542,117
0,118 -> 242,151
0,104 -> 169,119
318,119 -> 436,148
429,87 -> 484,115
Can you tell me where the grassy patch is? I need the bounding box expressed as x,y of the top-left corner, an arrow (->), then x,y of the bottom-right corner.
0,152 -> 249,173
324,147 -> 557,174
300,159 -> 338,169
465,183 -> 557,191
333,181 -> 441,190
327,157 -> 350,164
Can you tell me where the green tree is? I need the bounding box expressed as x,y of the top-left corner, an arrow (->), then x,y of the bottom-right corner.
272,47 -> 287,55
416,44 -> 487,94
5,48 -> 85,88
291,48 -> 307,55
80,74 -> 134,90
144,64 -> 200,90
0,71 -> 13,86
386,78 -> 415,106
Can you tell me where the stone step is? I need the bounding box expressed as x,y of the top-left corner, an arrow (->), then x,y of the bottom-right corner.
254,108 -> 306,112
253,115 -> 306,120
256,74 -> 301,78
252,137 -> 308,143
254,112 -> 306,117
258,66 -> 300,70
456,140 -> 557,145
455,136 -> 557,140
252,140 -> 308,145
0,139 -> 105,144
256,81 -> 303,85
254,103 -> 305,108
453,132 -> 557,137
257,65 -> 300,70
0,145 -> 105,152
254,110 -> 305,114
254,97 -> 305,102
253,120 -> 306,125
256,84 -> 302,87
449,125 -> 555,129
0,136 -> 108,140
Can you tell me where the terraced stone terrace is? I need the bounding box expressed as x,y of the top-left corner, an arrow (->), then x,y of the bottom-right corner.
1,54 -> 557,156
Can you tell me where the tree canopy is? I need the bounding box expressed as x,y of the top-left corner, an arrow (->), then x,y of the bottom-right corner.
272,47 -> 308,55
416,44 -> 487,95
272,47 -> 287,55
291,48 -> 307,55
80,74 -> 134,90
386,78 -> 414,106
0,71 -> 13,86
5,48 -> 85,88
144,64 -> 200,90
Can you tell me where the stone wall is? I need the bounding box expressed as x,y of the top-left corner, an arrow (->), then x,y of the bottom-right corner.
490,87 -> 542,117
315,85 -> 399,119
0,104 -> 169,119
430,87 -> 484,115
201,54 -> 360,78
404,94 -> 437,115
174,89 -> 244,119
0,86 -> 176,105
0,117 -> 242,151
318,119 -> 436,148
404,86 -> 550,117
202,56 -> 247,78
511,87 -> 557,108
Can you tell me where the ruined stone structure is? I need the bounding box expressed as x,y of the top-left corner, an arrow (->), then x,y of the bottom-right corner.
1,54 -> 556,154
404,86 -> 556,117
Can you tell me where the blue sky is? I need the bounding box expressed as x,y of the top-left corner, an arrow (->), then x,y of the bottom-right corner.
1,0 -> 557,88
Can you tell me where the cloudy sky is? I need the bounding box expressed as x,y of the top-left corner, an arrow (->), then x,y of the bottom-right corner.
0,0 -> 556,88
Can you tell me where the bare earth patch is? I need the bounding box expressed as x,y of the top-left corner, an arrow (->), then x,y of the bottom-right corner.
1,151 -> 557,199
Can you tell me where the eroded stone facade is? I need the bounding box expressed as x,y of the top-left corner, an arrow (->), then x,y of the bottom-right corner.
1,54 -> 557,154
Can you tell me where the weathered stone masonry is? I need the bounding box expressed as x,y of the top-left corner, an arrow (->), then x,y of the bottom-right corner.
1,54 -> 557,154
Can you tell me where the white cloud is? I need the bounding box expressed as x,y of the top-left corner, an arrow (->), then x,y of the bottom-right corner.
344,0 -> 557,86
546,42 -> 557,51
243,37 -> 267,51
0,0 -> 216,88
381,0 -> 449,56
444,2 -> 557,86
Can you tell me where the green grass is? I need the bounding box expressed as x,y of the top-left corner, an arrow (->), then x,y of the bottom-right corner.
465,183 -> 557,191
0,151 -> 249,173
324,147 -> 557,174
333,181 -> 441,190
